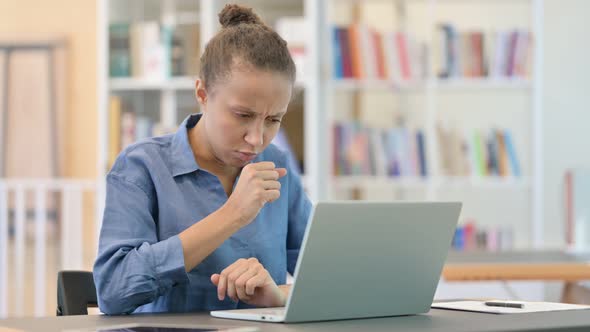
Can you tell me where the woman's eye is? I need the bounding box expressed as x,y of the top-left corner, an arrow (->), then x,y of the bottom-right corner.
269,118 -> 282,123
237,113 -> 251,118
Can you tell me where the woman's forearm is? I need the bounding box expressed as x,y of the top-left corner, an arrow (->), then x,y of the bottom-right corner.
179,204 -> 243,272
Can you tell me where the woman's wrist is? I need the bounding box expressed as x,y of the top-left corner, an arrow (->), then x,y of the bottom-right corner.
257,283 -> 288,308
275,285 -> 290,307
219,202 -> 246,229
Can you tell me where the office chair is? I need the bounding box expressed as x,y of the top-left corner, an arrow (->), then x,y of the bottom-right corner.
56,270 -> 98,316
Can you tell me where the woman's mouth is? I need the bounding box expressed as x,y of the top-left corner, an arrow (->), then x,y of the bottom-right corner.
236,151 -> 257,162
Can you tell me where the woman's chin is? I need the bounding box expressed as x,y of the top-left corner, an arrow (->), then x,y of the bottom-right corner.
228,157 -> 251,168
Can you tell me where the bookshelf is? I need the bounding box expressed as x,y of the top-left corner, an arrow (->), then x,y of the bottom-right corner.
310,0 -> 544,249
98,0 -> 208,176
97,0 -> 544,249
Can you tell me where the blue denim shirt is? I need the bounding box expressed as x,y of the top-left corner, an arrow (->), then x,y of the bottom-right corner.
93,114 -> 311,315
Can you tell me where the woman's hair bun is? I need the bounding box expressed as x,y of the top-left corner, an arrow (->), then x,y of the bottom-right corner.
218,4 -> 263,28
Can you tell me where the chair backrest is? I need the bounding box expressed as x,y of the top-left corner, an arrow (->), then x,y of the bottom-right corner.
56,270 -> 98,316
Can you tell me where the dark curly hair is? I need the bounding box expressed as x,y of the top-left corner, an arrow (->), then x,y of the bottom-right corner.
199,4 -> 297,91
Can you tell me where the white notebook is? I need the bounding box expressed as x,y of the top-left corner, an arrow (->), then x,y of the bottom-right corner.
432,300 -> 590,314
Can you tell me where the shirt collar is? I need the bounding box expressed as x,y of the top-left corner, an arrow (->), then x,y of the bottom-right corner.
170,113 -> 202,177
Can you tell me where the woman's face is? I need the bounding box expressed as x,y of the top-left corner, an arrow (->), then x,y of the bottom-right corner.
196,64 -> 293,168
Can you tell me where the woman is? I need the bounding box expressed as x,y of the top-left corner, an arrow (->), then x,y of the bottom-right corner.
94,4 -> 311,315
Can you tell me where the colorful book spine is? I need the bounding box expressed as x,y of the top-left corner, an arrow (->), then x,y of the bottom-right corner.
339,28 -> 353,78
348,25 -> 363,79
330,24 -> 426,82
473,131 -> 486,176
332,27 -> 344,79
436,24 -> 531,79
504,130 -> 521,177
416,130 -> 428,177
495,129 -> 510,176
109,23 -> 131,77
451,222 -> 514,252
396,32 -> 411,80
332,123 -> 428,177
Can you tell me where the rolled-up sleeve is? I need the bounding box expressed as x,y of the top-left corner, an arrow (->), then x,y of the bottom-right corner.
286,169 -> 312,275
93,174 -> 189,315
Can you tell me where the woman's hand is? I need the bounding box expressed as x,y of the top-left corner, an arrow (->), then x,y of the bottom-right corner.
211,258 -> 286,307
224,162 -> 287,226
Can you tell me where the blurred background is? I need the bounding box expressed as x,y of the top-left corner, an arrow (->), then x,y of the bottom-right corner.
1,0 -> 590,319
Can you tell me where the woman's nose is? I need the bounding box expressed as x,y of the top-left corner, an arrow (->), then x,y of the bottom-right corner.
244,123 -> 264,148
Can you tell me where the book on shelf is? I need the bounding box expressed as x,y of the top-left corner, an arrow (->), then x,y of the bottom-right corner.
331,24 -> 427,82
437,124 -> 470,177
107,95 -> 177,170
333,121 -> 428,178
130,21 -> 168,80
109,23 -> 131,77
436,24 -> 532,80
120,111 -> 136,151
452,220 -> 514,252
109,21 -> 200,79
438,125 -> 521,178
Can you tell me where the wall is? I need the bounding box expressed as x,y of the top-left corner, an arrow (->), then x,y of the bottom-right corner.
542,0 -> 590,247
0,0 -> 98,179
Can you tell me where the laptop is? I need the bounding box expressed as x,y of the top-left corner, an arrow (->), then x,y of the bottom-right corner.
211,201 -> 462,323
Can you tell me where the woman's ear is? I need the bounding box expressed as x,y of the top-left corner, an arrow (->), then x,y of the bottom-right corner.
195,79 -> 208,108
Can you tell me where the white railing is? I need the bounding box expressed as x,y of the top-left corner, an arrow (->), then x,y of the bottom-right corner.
0,178 -> 103,318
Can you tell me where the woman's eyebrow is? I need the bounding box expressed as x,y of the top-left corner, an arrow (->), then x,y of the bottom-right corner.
232,106 -> 286,118
231,105 -> 254,112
